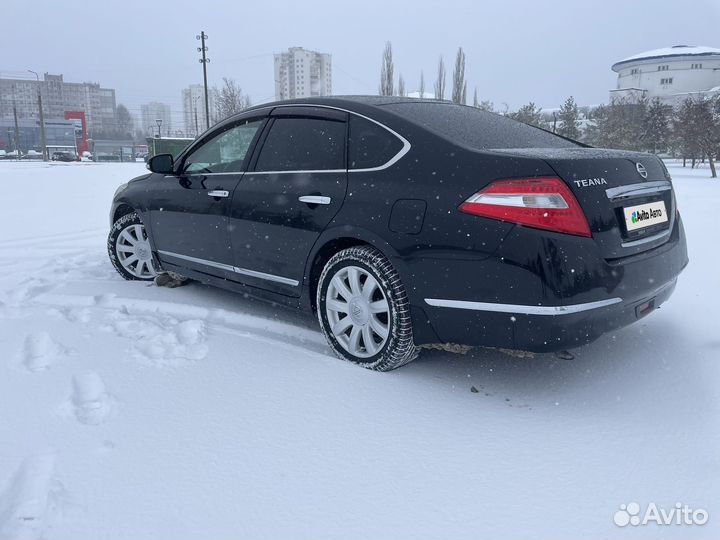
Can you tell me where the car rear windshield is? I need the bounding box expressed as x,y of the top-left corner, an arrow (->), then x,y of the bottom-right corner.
381,101 -> 580,150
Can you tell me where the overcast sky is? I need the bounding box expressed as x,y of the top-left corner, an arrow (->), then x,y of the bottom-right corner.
2,0 -> 719,125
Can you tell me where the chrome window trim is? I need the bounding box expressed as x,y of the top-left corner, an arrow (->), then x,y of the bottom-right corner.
157,250 -> 299,287
171,171 -> 244,177
177,103 -> 411,177
245,169 -> 346,175
424,297 -> 622,315
605,180 -> 672,201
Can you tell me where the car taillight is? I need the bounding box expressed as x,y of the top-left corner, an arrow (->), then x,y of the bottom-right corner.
459,177 -> 592,238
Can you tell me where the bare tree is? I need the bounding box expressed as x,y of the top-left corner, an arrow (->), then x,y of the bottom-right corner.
434,56 -> 445,100
686,96 -> 720,177
379,41 -> 394,96
452,47 -> 466,104
398,74 -> 406,97
419,71 -> 425,98
214,78 -> 251,121
473,87 -> 478,107
644,97 -> 672,154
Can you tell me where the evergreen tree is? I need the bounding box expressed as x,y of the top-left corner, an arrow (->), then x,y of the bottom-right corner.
115,104 -> 134,138
477,100 -> 495,112
509,102 -> 544,128
557,96 -> 581,140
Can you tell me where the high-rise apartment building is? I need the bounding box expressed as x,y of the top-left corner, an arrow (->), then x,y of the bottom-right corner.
182,84 -> 215,136
141,102 -> 172,137
274,47 -> 332,101
0,73 -> 117,134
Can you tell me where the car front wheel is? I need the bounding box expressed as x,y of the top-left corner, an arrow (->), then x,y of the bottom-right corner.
317,246 -> 419,371
107,211 -> 158,281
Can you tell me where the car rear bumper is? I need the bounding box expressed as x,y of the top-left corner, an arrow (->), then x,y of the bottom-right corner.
407,214 -> 688,352
421,278 -> 677,352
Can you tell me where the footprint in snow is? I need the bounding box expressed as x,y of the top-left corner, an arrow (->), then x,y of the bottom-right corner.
102,311 -> 209,366
5,278 -> 56,306
21,332 -> 67,372
70,372 -> 111,425
0,452 -> 62,539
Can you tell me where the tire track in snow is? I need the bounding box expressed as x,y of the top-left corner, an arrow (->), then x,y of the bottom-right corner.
35,292 -> 331,361
0,228 -> 105,249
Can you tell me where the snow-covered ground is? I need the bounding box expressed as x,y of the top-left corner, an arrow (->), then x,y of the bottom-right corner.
0,160 -> 718,539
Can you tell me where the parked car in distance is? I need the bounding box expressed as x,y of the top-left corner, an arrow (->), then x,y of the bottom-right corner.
0,150 -> 6,159
51,151 -> 79,162
23,150 -> 43,160
5,150 -> 22,159
108,96 -> 688,371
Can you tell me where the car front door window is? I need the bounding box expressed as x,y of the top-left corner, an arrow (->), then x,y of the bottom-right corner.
183,119 -> 263,174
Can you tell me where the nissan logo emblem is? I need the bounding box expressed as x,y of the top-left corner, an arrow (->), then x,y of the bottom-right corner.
636,162 -> 648,179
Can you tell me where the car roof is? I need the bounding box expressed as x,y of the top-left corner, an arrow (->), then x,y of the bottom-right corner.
224,95 -> 580,151
240,95 -> 445,115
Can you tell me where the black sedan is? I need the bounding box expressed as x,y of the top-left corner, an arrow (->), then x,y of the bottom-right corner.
52,151 -> 79,162
108,96 -> 688,370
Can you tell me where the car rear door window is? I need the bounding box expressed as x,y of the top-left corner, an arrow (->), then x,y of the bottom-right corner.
348,116 -> 403,169
183,119 -> 263,174
254,117 -> 346,172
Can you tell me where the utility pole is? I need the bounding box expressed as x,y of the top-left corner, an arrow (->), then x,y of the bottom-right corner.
13,104 -> 20,156
28,70 -> 48,160
196,31 -> 210,130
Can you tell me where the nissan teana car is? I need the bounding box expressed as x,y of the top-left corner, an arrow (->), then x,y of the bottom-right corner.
108,96 -> 688,370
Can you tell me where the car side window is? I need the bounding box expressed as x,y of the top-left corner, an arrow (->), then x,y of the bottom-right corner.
183,119 -> 263,174
254,117 -> 346,172
348,116 -> 403,170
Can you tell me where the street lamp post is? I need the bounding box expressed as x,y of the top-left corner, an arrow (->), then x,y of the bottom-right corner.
27,70 -> 48,161
193,94 -> 201,137
155,119 -> 163,139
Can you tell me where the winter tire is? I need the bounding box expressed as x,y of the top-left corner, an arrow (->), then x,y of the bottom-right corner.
317,246 -> 419,371
108,211 -> 159,281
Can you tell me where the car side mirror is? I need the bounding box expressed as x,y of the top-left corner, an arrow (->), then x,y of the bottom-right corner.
147,153 -> 174,174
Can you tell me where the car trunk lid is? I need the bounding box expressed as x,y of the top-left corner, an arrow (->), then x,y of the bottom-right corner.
492,148 -> 675,259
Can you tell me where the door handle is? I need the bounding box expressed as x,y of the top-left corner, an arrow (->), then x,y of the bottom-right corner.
207,190 -> 229,198
298,195 -> 331,205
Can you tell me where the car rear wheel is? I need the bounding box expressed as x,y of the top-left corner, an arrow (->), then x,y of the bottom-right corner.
108,211 -> 158,281
317,246 -> 419,371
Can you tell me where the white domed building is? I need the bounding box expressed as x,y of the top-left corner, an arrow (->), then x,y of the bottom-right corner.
610,45 -> 720,104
